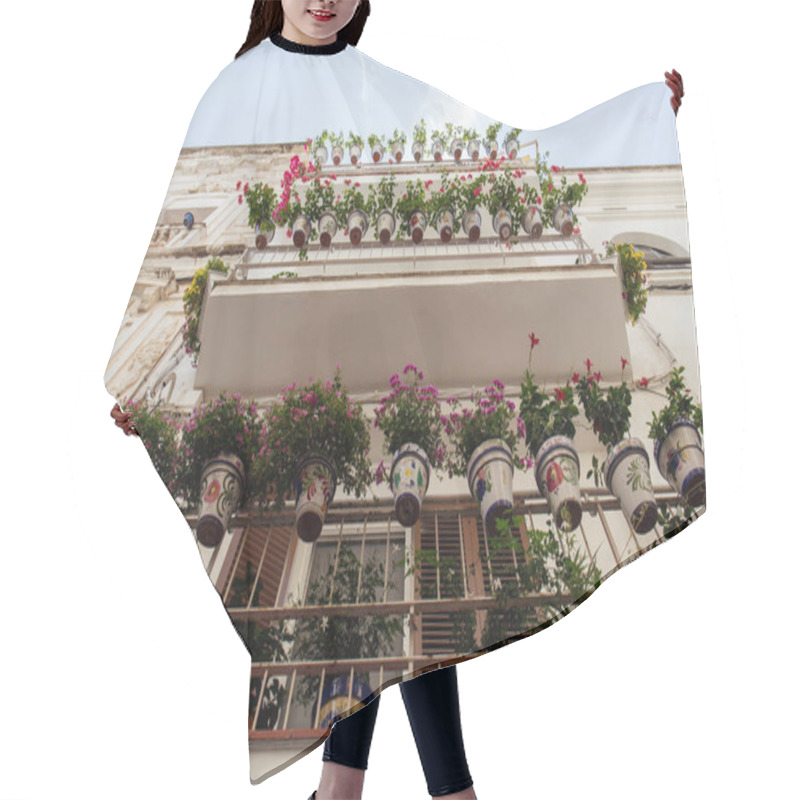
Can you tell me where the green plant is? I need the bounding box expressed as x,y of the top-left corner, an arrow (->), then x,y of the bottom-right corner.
123,398 -> 181,493
329,130 -> 345,151
182,257 -> 230,367
346,130 -> 364,150
442,380 -> 528,478
367,132 -> 386,151
394,177 -> 431,241
503,127 -> 522,149
242,181 -> 277,234
366,174 -> 398,239
336,180 -> 370,231
389,127 -> 407,148
176,391 -> 265,509
647,365 -> 703,443
373,363 -> 449,485
413,119 -> 427,147
426,169 -> 463,234
260,367 -> 372,510
604,241 -> 649,324
483,165 -> 528,236
484,123 -> 502,149
535,150 -> 589,230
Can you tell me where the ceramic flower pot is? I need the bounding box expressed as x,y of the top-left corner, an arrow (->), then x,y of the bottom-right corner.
450,138 -> 465,161
604,438 -> 658,534
462,209 -> 482,242
349,143 -> 362,165
468,139 -> 481,160
318,211 -> 338,248
347,209 -> 368,245
331,144 -> 344,166
522,206 -> 543,239
196,451 -> 246,548
391,140 -> 404,162
534,436 -> 582,532
255,222 -> 275,250
377,209 -> 396,245
492,208 -> 512,241
504,138 -> 519,159
408,209 -> 427,244
389,443 -> 431,527
293,453 -> 337,543
183,211 -> 194,230
412,141 -> 425,162
486,139 -> 498,159
552,202 -> 574,236
292,214 -> 312,248
371,142 -> 384,163
314,674 -> 373,729
653,418 -> 706,507
431,138 -> 444,162
434,207 -> 456,242
467,438 -> 515,536
314,144 -> 329,165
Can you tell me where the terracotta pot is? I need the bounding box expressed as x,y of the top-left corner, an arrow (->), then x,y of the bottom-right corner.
292,214 -> 311,248
522,206 -> 543,239
196,451 -> 246,548
349,143 -> 362,165
314,144 -> 329,165
462,209 -> 482,242
431,138 -> 444,162
504,138 -> 519,159
331,145 -> 344,166
467,438 -> 515,536
318,211 -> 338,248
468,139 -> 481,160
412,141 -> 425,162
450,138 -> 465,162
535,436 -> 582,532
377,209 -> 396,245
434,206 -> 455,242
391,141 -> 404,162
371,142 -> 384,163
552,202 -> 574,236
492,208 -> 512,241
486,139 -> 498,159
408,210 -> 427,244
653,418 -> 706,508
314,674 -> 373,728
347,209 -> 368,245
389,443 -> 431,527
293,453 -> 337,543
604,438 -> 658,534
255,222 -> 275,250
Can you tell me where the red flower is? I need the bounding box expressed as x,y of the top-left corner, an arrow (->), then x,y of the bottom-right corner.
639,377 -> 649,388
592,371 -> 602,383
571,371 -> 580,384
238,195 -> 243,205
552,165 -> 560,173
529,331 -> 540,349
573,227 -> 581,234
243,182 -> 249,193
622,292 -> 628,300
554,387 -> 566,402
236,181 -> 242,191
537,196 -> 542,205
584,358 -> 593,372
620,356 -> 628,370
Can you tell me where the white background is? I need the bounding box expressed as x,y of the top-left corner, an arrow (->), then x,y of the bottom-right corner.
1,2 -> 795,799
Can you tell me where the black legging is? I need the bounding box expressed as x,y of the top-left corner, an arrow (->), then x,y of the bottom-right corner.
323,665 -> 473,797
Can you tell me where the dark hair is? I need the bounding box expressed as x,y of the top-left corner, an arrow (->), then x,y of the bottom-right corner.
236,1 -> 371,59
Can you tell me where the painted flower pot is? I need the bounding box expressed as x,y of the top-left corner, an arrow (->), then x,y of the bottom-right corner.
504,138 -> 519,159
434,206 -> 456,242
293,453 -> 337,543
292,214 -> 312,248
391,141 -> 404,162
377,209 -> 396,245
412,141 -> 425,162
389,443 -> 431,527
450,138 -> 465,161
552,202 -> 574,236
347,209 -> 369,245
468,138 -> 481,160
349,143 -> 362,165
467,438 -> 515,536
371,142 -> 384,163
604,438 -> 658,534
255,221 -> 275,250
492,208 -> 512,241
314,144 -> 329,165
183,211 -> 194,230
522,206 -> 543,239
431,138 -> 444,162
653,418 -> 706,507
318,211 -> 338,248
486,139 -> 499,159
332,144 -> 344,166
534,436 -> 582,532
196,451 -> 246,548
462,209 -> 482,242
314,674 -> 373,729
408,209 -> 427,244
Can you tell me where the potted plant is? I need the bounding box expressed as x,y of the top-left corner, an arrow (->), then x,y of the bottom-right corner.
389,128 -> 407,162
182,257 -> 230,368
463,127 -> 481,161
368,132 -> 386,163
412,119 -> 427,162
395,178 -> 430,244
536,153 -> 589,236
272,160 -> 309,250
604,241 -> 649,324
337,180 -> 371,245
373,363 -> 448,527
484,166 -> 525,241
242,181 -> 278,250
260,367 -> 372,542
122,398 -> 181,495
329,130 -> 345,166
177,392 -> 265,548
517,176 -> 543,239
303,173 -> 339,248
575,358 -> 658,533
443,380 -> 528,536
346,130 -> 363,165
647,365 -> 705,508
503,127 -> 522,159
445,122 -> 465,162
455,171 -> 488,242
312,129 -> 330,166
427,170 -> 461,243
430,128 -> 446,162
519,333 -> 582,531
366,174 -> 398,245
484,123 -> 502,160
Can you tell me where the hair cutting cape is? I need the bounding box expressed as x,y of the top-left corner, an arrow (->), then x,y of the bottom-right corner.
104,32 -> 706,784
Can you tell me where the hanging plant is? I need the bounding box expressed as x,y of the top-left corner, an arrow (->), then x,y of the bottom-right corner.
394,177 -> 431,243
412,119 -> 427,161
182,257 -> 230,367
604,241 -> 649,324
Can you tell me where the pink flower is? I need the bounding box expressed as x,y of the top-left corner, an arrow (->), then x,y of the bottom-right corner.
639,377 -> 649,388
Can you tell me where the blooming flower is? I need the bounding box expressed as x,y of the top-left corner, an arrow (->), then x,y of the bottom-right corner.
529,331 -> 540,349
639,377 -> 649,388
554,387 -> 566,402
621,356 -> 629,370
584,358 -> 593,372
